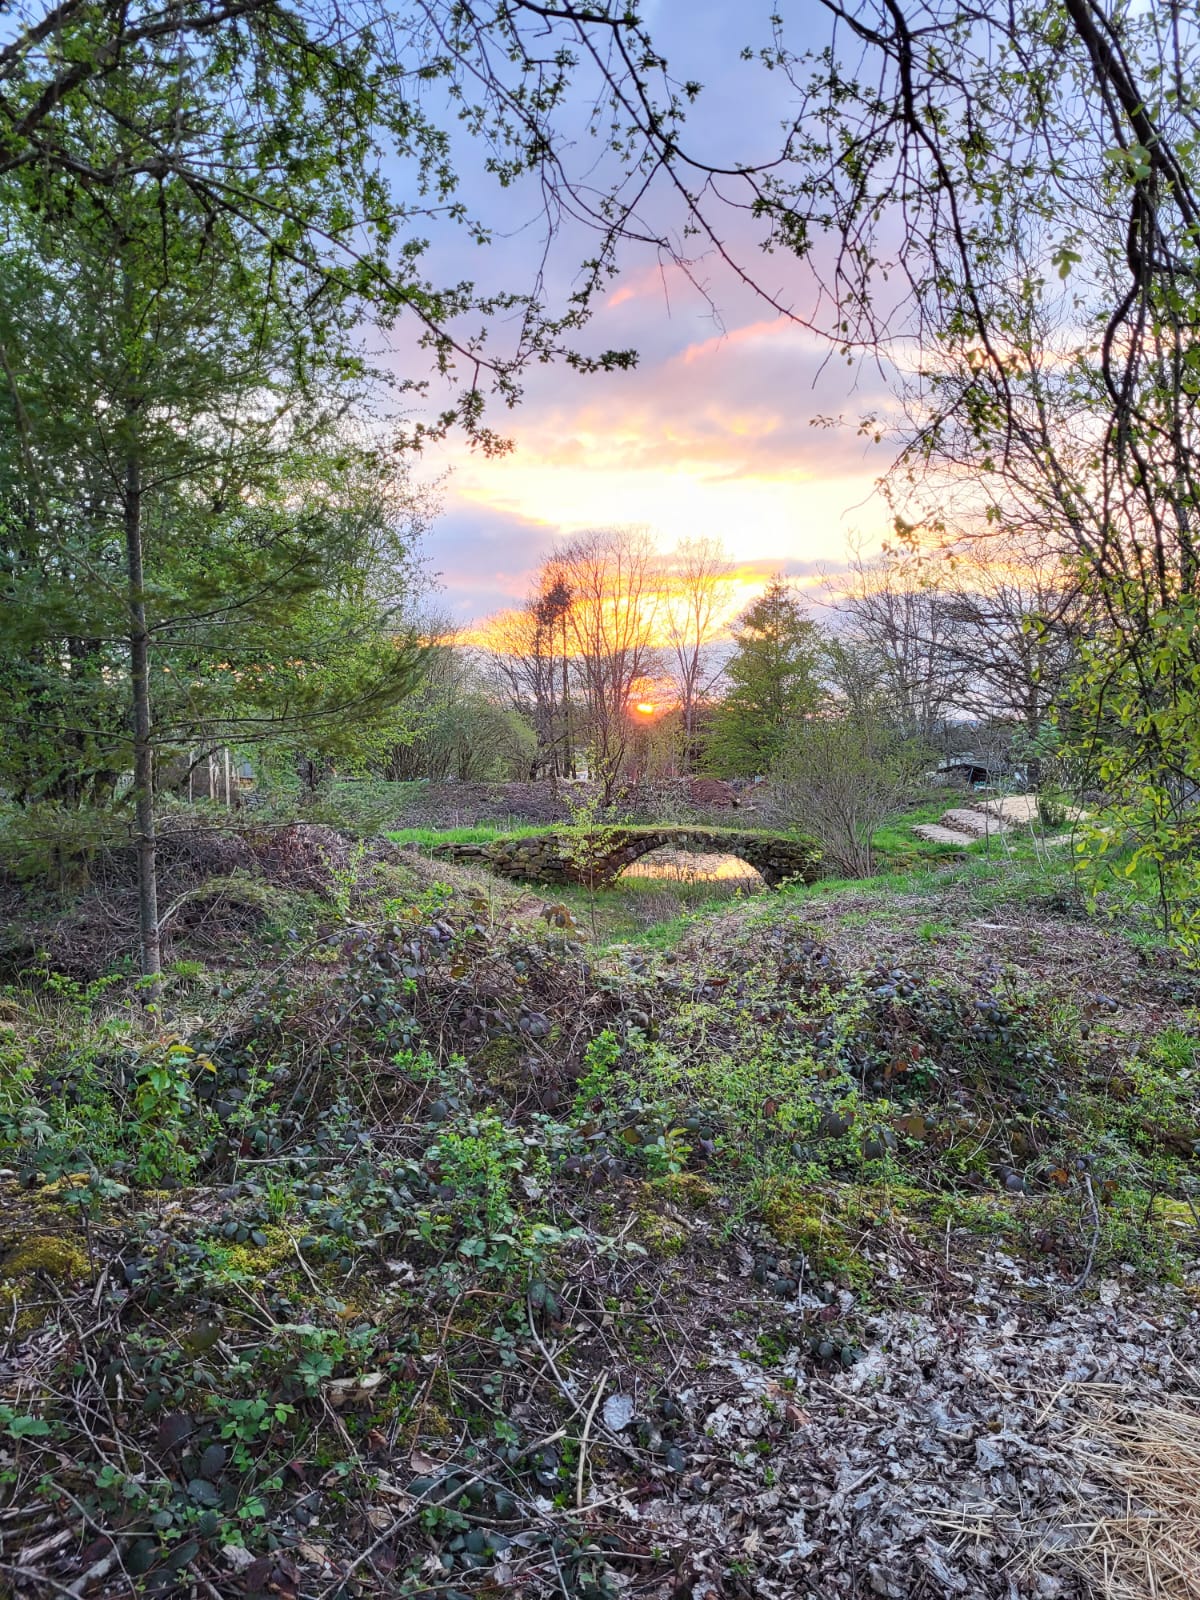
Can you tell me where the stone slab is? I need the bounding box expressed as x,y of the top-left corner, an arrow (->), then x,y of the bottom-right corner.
913,823 -> 977,846
941,807 -> 1008,837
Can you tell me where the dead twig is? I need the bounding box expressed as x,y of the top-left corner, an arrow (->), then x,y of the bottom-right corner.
576,1370 -> 608,1509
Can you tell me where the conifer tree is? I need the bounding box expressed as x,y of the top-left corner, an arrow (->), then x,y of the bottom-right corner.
704,582 -> 823,777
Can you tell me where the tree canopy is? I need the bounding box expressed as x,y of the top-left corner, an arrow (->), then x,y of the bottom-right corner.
9,0 -> 1200,948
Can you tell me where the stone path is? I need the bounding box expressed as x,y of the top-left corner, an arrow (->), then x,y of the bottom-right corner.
912,821 -> 984,846
914,800 -> 1015,848
941,806 -> 1008,837
979,793 -> 1040,824
912,793 -> 1087,848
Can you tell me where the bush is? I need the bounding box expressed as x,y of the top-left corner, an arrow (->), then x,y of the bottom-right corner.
770,716 -> 922,877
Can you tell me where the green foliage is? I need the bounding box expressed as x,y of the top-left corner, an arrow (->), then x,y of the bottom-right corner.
0,977 -> 220,1185
703,581 -> 824,777
1071,594 -> 1200,951
0,802 -> 128,885
1,846 -> 1197,1591
130,1037 -> 217,1187
0,154 -> 430,806
0,1407 -> 53,1441
0,1019 -> 49,1155
429,1109 -> 549,1237
379,645 -> 539,783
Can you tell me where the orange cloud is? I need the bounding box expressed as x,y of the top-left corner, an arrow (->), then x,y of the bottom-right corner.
421,278 -> 899,622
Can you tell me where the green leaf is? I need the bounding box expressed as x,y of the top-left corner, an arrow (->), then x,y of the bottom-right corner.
4,1414 -> 51,1438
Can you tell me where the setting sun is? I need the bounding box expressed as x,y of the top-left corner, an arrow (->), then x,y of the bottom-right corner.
634,701 -> 656,715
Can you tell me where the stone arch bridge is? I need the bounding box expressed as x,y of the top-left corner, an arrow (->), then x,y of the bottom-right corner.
426,826 -> 820,890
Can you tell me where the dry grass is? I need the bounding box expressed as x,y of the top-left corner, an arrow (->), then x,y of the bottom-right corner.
1067,1386 -> 1200,1599
933,1385 -> 1200,1599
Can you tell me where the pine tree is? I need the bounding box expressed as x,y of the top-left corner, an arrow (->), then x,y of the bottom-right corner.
703,582 -> 823,777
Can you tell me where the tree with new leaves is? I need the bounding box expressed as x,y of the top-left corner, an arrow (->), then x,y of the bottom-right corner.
379,632 -> 537,783
0,0 -> 644,431
9,0 -> 1200,937
704,581 -> 823,778
772,715 -> 920,878
0,45 -> 428,997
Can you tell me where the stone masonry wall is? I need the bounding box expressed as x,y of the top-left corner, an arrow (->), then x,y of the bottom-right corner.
426,827 -> 820,890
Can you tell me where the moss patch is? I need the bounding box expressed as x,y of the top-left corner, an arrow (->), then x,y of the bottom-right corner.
758,1180 -> 874,1287
472,1034 -> 525,1093
206,1225 -> 301,1280
1,1231 -> 92,1335
3,1234 -> 90,1280
632,1185 -> 692,1255
646,1172 -> 718,1209
33,1172 -> 95,1198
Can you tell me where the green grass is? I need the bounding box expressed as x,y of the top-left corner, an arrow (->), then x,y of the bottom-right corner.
384,796 -> 1092,949
871,790 -> 1086,874
548,876 -> 767,946
775,848 -> 1078,912
872,795 -> 966,870
382,792 -> 1172,956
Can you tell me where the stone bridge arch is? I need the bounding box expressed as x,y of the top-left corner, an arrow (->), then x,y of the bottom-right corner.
427,826 -> 820,890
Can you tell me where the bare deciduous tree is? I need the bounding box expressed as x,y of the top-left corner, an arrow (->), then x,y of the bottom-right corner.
559,527 -> 660,803
483,569 -> 575,779
935,531 -> 1085,779
661,538 -> 735,771
831,529 -> 1085,779
831,544 -> 964,745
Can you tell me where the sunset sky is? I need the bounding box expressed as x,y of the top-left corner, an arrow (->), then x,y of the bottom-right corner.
394,0 -> 904,625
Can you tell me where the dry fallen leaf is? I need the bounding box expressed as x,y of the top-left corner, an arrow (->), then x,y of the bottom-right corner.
604,1392 -> 636,1431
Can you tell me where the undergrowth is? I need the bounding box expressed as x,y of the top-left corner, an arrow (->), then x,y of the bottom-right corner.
1,833 -> 1197,1597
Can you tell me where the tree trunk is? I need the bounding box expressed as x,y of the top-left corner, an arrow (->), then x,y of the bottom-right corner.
560,630 -> 574,778
125,448 -> 162,1007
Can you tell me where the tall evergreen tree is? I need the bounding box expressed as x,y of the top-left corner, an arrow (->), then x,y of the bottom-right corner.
704,582 -> 823,777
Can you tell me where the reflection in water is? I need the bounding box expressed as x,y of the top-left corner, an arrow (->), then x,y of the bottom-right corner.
618,849 -> 765,886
